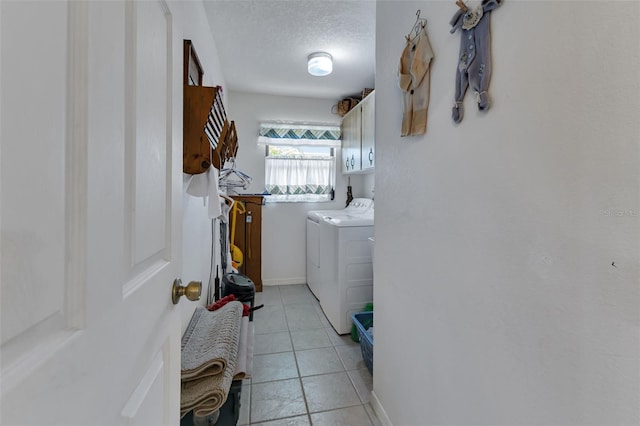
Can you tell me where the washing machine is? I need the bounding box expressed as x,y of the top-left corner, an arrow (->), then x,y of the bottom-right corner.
306,199 -> 373,300
316,201 -> 374,334
306,209 -> 341,298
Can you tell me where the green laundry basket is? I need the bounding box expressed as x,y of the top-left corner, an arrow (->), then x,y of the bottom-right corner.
351,302 -> 373,342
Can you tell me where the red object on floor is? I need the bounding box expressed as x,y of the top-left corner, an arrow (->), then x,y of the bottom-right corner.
206,294 -> 250,317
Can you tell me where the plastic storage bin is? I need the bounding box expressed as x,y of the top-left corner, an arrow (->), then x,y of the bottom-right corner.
351,303 -> 373,343
351,312 -> 374,374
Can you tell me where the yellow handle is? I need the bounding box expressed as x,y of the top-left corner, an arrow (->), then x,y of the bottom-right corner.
230,202 -> 237,246
229,200 -> 246,269
230,201 -> 245,246
246,212 -> 252,261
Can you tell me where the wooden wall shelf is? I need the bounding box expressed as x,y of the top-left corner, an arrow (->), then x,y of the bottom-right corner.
183,40 -> 237,175
183,85 -> 219,174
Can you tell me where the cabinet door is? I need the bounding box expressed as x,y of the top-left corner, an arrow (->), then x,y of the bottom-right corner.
341,105 -> 362,173
243,201 -> 262,292
361,92 -> 375,171
230,196 -> 263,292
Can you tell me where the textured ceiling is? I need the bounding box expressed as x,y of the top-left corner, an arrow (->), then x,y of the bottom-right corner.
203,0 -> 376,100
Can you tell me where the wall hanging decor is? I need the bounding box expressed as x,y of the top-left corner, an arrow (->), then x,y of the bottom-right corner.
398,9 -> 434,137
450,0 -> 503,123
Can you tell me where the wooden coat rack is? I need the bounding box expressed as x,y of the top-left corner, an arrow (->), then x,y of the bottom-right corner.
183,40 -> 238,174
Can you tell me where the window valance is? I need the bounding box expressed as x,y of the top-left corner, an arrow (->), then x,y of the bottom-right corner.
258,122 -> 341,147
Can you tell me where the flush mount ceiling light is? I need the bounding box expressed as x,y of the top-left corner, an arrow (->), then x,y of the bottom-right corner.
307,52 -> 333,77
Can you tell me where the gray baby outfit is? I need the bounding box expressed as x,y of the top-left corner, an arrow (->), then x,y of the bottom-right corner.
450,0 -> 503,123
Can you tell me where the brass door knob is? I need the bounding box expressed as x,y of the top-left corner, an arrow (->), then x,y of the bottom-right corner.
172,279 -> 202,304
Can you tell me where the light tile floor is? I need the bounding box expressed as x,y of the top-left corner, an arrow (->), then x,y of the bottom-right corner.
240,284 -> 379,426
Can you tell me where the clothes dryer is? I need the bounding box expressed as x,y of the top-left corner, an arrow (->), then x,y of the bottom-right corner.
317,204 -> 374,334
306,199 -> 373,300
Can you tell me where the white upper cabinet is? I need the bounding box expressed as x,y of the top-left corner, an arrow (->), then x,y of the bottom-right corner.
341,91 -> 374,174
360,92 -> 375,171
341,101 -> 362,173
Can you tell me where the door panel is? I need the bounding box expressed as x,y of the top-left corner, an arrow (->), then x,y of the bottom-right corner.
0,0 -> 80,393
1,1 -> 181,424
124,0 -> 173,296
131,0 -> 169,266
120,343 -> 169,425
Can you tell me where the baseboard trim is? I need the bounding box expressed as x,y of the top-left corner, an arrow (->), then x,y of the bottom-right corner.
262,277 -> 307,286
370,390 -> 392,426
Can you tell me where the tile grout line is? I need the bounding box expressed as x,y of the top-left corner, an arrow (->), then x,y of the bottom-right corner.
301,285 -> 362,423
248,285 -> 282,425
251,285 -> 276,425
280,289 -> 314,426
251,285 -> 314,424
251,285 -> 373,425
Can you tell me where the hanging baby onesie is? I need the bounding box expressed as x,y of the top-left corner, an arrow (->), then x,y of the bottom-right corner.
398,25 -> 434,136
450,0 -> 503,123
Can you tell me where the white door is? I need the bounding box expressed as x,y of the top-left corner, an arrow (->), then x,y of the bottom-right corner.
1,1 -> 183,424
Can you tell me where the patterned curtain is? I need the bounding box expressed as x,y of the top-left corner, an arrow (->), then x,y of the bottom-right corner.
258,123 -> 341,147
265,157 -> 335,202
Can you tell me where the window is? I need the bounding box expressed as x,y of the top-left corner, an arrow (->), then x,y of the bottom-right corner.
265,145 -> 335,202
259,123 -> 340,203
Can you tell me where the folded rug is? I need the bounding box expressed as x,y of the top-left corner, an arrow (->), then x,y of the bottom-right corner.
233,316 -> 250,380
180,357 -> 237,418
181,303 -> 243,381
245,321 -> 254,379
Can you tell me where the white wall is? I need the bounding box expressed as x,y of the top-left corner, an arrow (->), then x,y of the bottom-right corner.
373,1 -> 639,425
170,1 -> 227,330
227,91 -> 371,285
